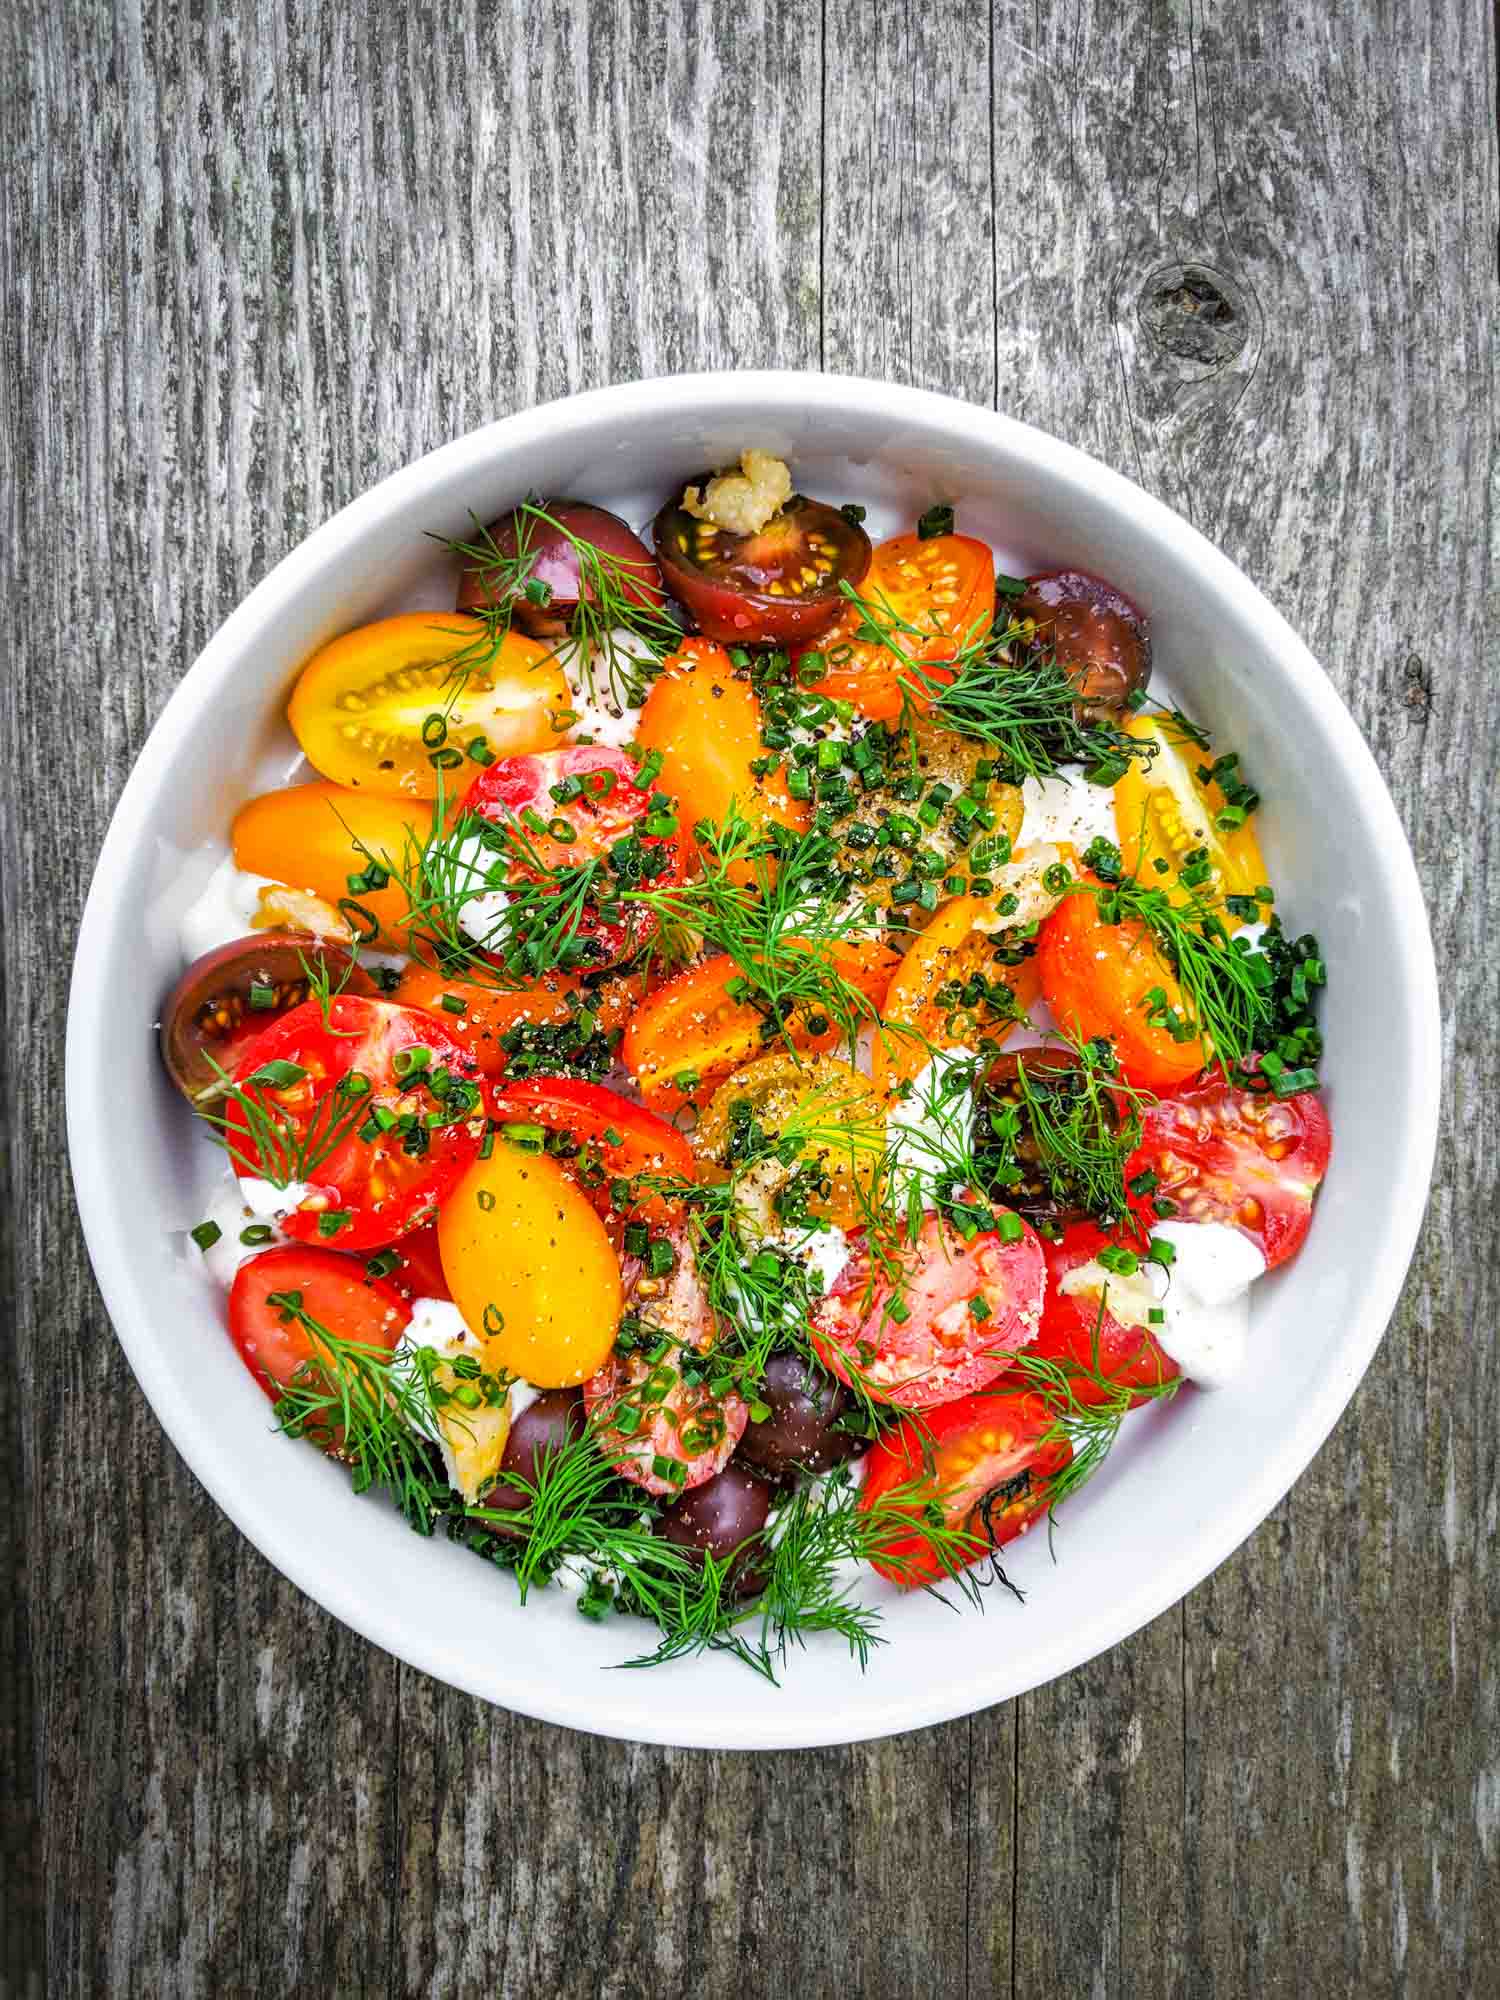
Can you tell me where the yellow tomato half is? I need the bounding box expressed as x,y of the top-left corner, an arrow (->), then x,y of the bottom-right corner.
287,614 -> 569,798
695,1052 -> 886,1229
635,637 -> 806,882
1114,713 -> 1269,925
232,782 -> 432,946
439,1144 -> 623,1388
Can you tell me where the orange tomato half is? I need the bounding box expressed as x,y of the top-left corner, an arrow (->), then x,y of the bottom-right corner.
1035,874 -> 1207,1089
287,614 -> 568,798
394,964 -> 648,1077
795,533 -> 995,720
873,896 -> 1039,1095
231,782 -> 434,947
634,637 -> 806,880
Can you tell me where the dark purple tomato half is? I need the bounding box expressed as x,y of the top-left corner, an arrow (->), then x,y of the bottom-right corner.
652,1461 -> 774,1597
1016,569 -> 1151,715
736,1349 -> 864,1478
455,499 -> 666,639
477,1389 -> 587,1530
653,490 -> 870,645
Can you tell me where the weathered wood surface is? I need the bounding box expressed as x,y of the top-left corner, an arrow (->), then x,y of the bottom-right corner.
2,0 -> 1495,1993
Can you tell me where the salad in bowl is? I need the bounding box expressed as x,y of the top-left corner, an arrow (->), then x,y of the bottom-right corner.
156,445 -> 1332,1681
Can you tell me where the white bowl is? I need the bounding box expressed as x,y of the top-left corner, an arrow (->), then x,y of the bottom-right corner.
67,372 -> 1440,1749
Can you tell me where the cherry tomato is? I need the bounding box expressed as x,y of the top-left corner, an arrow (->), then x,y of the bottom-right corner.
438,1140 -> 623,1387
634,638 -> 807,881
653,491 -> 870,644
859,1388 -> 1070,1587
620,941 -> 898,1111
375,1221 -> 451,1302
975,1049 -> 1127,1228
488,1077 -> 695,1224
227,1244 -> 409,1404
393,963 -> 646,1078
455,500 -> 666,638
873,895 -> 1040,1095
1036,875 -> 1207,1090
696,1053 -> 887,1230
286,614 -> 568,798
811,1212 -> 1046,1410
1125,1080 -> 1331,1268
1030,1222 -> 1180,1406
1015,569 -> 1151,715
159,934 -> 374,1107
794,532 -> 996,720
461,745 -> 685,970
232,782 -> 434,948
225,997 -> 485,1251
583,1229 -> 748,1495
651,1462 -> 773,1595
1113,712 -> 1269,926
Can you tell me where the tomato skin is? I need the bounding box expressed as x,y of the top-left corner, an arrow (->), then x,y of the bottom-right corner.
1113,712 -> 1268,926
226,997 -> 486,1252
811,1213 -> 1047,1410
794,532 -> 996,720
653,493 -> 870,644
377,1221 -> 451,1302
438,1141 -> 623,1387
287,615 -> 568,798
859,1389 -> 1070,1587
232,783 -> 433,948
455,500 -> 666,637
1015,570 -> 1151,715
1035,875 -> 1207,1091
634,639 -> 807,879
874,896 -> 1039,1095
227,1245 -> 410,1404
461,745 -> 684,969
488,1077 -> 695,1225
1030,1222 -> 1180,1406
622,941 -> 898,1110
1125,1081 -> 1331,1269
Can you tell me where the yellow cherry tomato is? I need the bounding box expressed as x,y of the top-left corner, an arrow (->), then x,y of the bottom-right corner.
873,895 -> 1039,1096
232,781 -> 432,946
635,637 -> 806,882
695,1053 -> 886,1229
1114,713 -> 1269,925
287,614 -> 569,798
438,1144 -> 622,1388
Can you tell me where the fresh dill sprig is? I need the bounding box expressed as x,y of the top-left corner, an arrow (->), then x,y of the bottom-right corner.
197,1052 -> 370,1188
975,1032 -> 1152,1226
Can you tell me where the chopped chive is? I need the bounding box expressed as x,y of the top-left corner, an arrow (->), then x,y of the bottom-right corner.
189,1220 -> 222,1252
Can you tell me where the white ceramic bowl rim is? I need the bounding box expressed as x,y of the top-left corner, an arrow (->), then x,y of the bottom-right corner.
67,372 -> 1441,1747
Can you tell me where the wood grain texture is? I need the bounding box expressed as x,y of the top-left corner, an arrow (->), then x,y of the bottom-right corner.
1,1 -> 1495,1998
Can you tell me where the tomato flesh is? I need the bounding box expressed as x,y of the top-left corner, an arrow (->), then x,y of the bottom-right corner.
1029,1222 -> 1180,1406
488,1077 -> 695,1225
859,1389 -> 1070,1587
811,1212 -> 1046,1410
1113,712 -> 1268,926
874,895 -> 1038,1095
1036,875 -> 1207,1090
228,1245 -> 409,1404
225,996 -> 486,1251
653,494 -> 870,644
1125,1080 -> 1331,1268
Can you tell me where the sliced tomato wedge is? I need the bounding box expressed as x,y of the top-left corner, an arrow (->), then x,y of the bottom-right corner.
374,1221 -> 451,1302
487,1076 -> 695,1224
874,895 -> 1040,1095
1027,1222 -> 1180,1407
810,1212 -> 1046,1410
393,963 -> 649,1078
858,1389 -> 1070,1587
1125,1080 -> 1331,1268
460,745 -> 685,970
795,531 -> 996,720
227,1244 -> 410,1403
621,940 -> 899,1110
225,996 -> 487,1251
653,490 -> 870,645
582,1229 -> 748,1495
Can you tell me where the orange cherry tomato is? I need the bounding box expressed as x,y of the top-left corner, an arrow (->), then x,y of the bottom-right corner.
621,939 -> 900,1109
1035,874 -> 1207,1090
393,964 -> 648,1078
634,638 -> 806,881
232,782 -> 434,948
794,533 -> 996,721
873,896 -> 1039,1095
438,1141 -> 622,1388
287,614 -> 569,799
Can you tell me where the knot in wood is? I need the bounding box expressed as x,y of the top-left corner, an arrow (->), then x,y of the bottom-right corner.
1139,265 -> 1250,372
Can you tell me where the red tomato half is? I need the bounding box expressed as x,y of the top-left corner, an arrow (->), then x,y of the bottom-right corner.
461,745 -> 685,969
582,1230 -> 748,1495
228,1245 -> 410,1403
1029,1222 -> 1180,1407
226,996 -> 486,1251
1126,1080 -> 1331,1269
377,1221 -> 451,1302
858,1389 -> 1070,1587
488,1076 -> 695,1223
810,1212 -> 1046,1410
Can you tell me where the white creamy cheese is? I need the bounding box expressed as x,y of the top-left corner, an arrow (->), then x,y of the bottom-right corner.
1059,1219 -> 1266,1389
177,855 -> 281,963
884,1047 -> 979,1212
185,1169 -> 295,1284
1018,768 -> 1120,855
565,630 -> 659,747
238,1176 -> 312,1220
393,1296 -> 530,1501
775,1223 -> 854,1297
